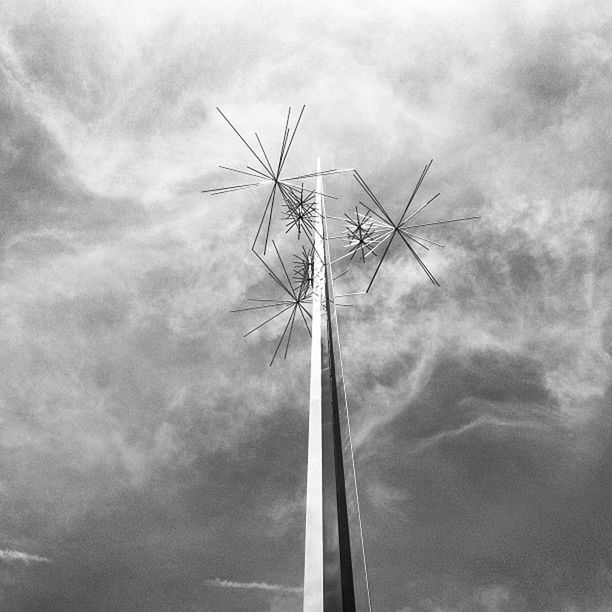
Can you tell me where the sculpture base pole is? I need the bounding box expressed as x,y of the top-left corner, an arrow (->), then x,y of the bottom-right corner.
303,160 -> 324,609
303,160 -> 356,611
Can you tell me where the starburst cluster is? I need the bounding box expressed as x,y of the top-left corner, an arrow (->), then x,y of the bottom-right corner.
204,108 -> 478,364
330,206 -> 378,264
283,184 -> 317,240
230,242 -> 314,366
352,162 -> 479,291
202,106 -> 346,255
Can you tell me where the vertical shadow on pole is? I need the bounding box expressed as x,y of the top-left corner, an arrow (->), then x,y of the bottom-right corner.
321,173 -> 357,612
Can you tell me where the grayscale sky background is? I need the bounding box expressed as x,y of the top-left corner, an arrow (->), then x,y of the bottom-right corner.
1,0 -> 611,610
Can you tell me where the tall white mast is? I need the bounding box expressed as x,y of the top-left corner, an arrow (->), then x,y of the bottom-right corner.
303,160 -> 358,611
303,159 -> 325,610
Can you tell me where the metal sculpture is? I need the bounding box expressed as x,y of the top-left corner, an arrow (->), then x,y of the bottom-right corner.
204,106 -> 479,612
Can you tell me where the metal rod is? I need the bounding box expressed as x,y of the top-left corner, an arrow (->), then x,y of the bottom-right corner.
244,303 -> 294,337
216,107 -> 270,176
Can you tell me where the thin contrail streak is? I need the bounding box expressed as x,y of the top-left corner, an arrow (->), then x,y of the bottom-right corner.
205,577 -> 302,594
0,549 -> 51,564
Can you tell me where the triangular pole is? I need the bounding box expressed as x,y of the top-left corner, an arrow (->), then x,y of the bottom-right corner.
303,160 -> 356,611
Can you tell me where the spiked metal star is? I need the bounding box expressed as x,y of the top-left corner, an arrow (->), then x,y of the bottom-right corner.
231,241 -> 312,366
339,206 -> 378,263
353,160 -> 480,291
293,244 -> 315,295
202,107 -> 350,254
283,183 -> 317,241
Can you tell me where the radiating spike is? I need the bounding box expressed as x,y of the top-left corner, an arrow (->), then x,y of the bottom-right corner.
231,302 -> 288,313
216,107 -> 271,176
244,303 -> 294,337
255,132 -> 275,177
403,216 -> 481,230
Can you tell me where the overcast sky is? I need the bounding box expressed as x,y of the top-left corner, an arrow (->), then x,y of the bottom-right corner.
1,0 -> 611,610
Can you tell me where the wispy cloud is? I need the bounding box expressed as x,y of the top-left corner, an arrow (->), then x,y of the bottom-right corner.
205,577 -> 302,594
0,549 -> 51,565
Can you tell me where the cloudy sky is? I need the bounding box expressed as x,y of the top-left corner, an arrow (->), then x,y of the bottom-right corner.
1,0 -> 611,610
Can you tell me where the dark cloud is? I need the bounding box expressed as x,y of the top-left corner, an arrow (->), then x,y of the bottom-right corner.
358,347 -> 612,611
0,405 -> 306,612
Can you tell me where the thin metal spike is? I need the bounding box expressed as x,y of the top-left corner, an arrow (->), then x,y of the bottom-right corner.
252,250 -> 296,300
331,250 -> 359,266
276,107 -> 292,177
398,230 -> 430,251
255,132 -> 275,177
272,240 -> 298,297
216,107 -> 271,176
283,168 -> 354,182
279,105 -> 305,173
269,310 -> 292,366
296,302 -> 312,336
364,220 -> 392,231
270,305 -> 296,366
332,234 -> 386,265
364,228 -> 395,251
398,160 -> 433,224
247,298 -> 295,303
246,165 -> 270,178
284,215 -> 302,233
283,306 -> 299,360
403,216 -> 481,230
231,302 -> 287,312
397,231 -> 440,286
251,187 -> 277,252
353,171 -> 395,226
366,230 -> 397,292
278,180 -> 338,200
327,215 -> 354,222
209,186 -> 255,196
400,229 -> 445,248
396,163 -> 429,221
333,269 -> 349,281
266,271 -> 295,299
262,185 -> 278,254
401,192 -> 440,225
202,180 -> 263,194
218,165 -> 270,180
358,201 -> 394,228
331,228 -> 392,265
244,303 -> 294,337
283,169 -> 337,181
